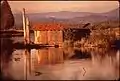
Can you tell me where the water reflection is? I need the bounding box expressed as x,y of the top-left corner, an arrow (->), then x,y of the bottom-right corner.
34,48 -> 64,65
1,38 -> 14,80
70,50 -> 91,59
1,46 -> 119,80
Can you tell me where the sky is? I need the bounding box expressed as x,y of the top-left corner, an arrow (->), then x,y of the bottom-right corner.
8,1 -> 119,13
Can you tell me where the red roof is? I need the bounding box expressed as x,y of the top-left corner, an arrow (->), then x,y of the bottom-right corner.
32,22 -> 65,31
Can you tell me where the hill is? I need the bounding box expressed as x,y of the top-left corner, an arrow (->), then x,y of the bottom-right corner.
13,7 -> 119,29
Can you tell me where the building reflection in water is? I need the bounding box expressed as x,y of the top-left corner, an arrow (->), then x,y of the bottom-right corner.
23,47 -> 65,79
23,47 -> 119,80
1,47 -> 119,80
35,48 -> 64,65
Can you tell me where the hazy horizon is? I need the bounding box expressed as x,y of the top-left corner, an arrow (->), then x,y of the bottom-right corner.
8,1 -> 119,14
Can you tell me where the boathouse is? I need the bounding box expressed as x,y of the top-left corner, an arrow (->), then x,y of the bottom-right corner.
32,22 -> 64,46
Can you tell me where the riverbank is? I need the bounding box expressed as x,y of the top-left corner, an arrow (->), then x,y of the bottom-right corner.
75,27 -> 119,47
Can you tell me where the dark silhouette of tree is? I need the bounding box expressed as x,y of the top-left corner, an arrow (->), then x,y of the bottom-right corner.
1,0 -> 14,30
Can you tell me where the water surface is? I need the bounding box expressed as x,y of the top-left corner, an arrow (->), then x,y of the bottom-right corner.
1,37 -> 119,80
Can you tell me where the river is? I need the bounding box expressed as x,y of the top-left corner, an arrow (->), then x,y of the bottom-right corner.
0,36 -> 119,80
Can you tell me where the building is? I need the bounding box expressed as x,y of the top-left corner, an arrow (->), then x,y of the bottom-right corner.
32,22 -> 64,46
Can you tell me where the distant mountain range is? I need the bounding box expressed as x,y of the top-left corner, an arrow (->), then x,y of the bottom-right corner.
13,8 -> 119,29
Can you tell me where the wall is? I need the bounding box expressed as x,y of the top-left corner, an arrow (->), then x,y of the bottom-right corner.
48,30 -> 63,46
34,30 -> 63,46
34,30 -> 48,44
